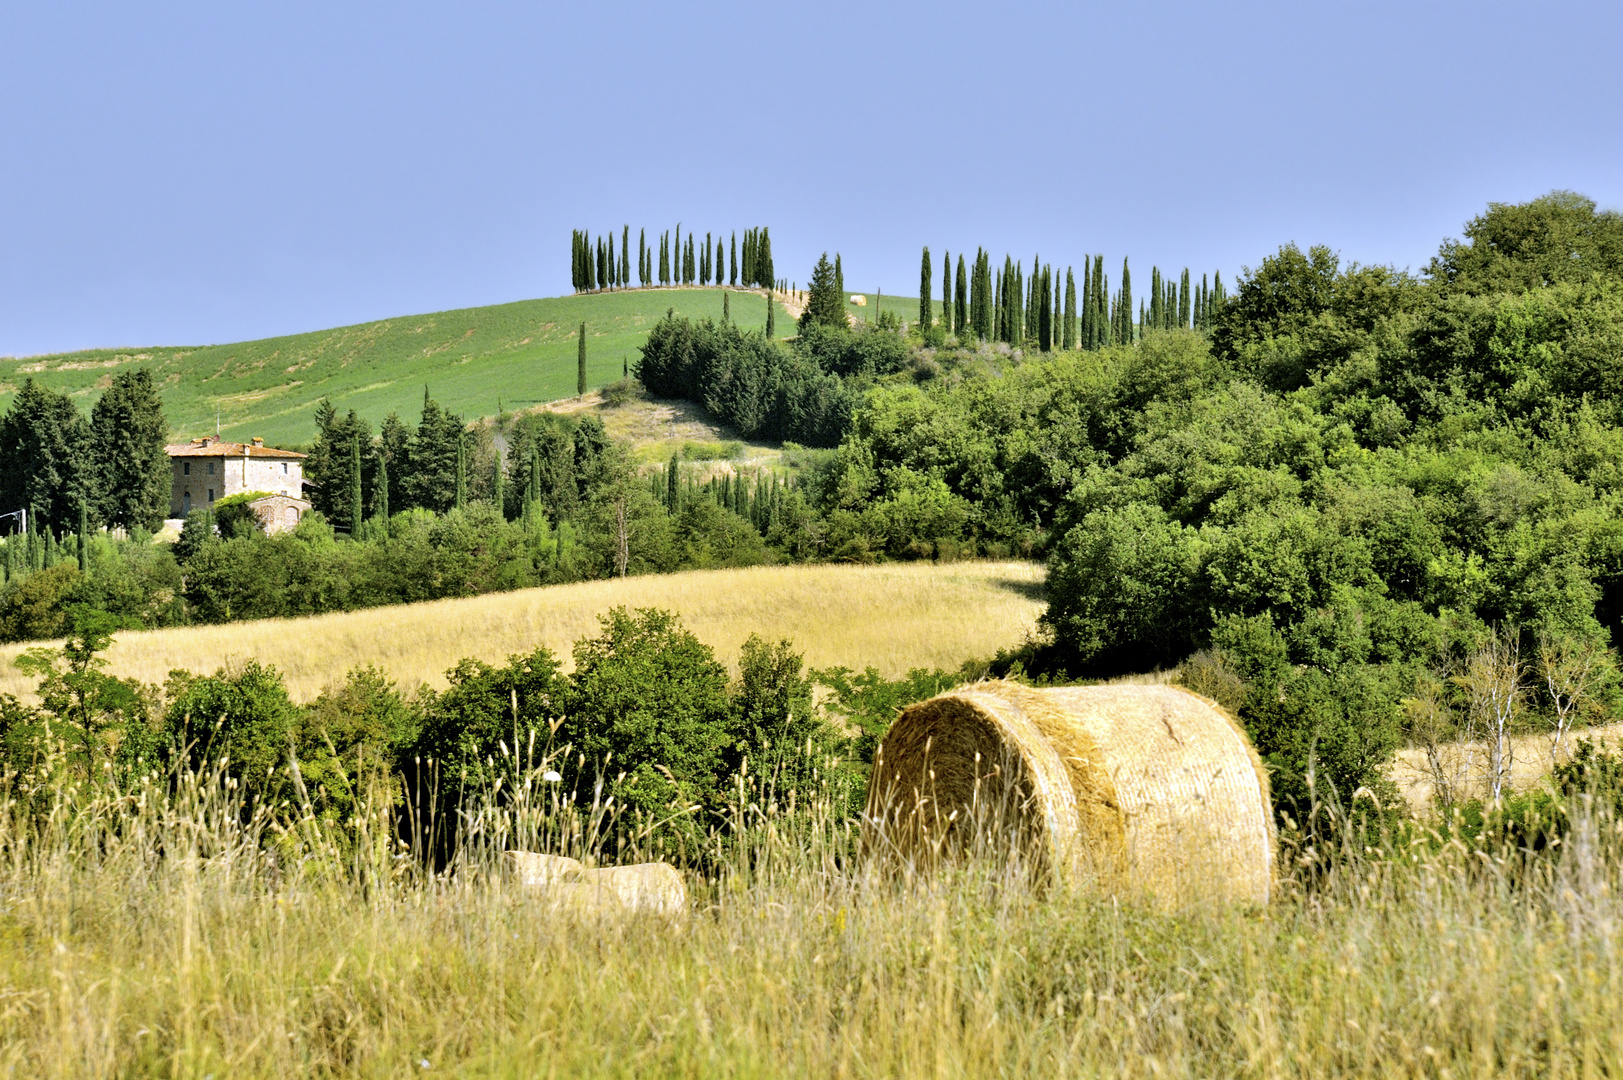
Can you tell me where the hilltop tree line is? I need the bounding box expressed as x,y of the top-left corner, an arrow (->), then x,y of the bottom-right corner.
913,247 -> 1227,351
572,225 -> 774,292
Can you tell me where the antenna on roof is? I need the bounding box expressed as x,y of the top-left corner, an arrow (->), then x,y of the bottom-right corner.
216,408 -> 221,436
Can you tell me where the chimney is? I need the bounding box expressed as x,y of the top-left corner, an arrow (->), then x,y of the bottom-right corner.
252,438 -> 264,447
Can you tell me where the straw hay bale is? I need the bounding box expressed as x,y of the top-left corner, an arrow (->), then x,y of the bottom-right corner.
539,882 -> 626,919
573,863 -> 688,917
864,681 -> 1274,906
506,852 -> 688,917
505,851 -> 584,886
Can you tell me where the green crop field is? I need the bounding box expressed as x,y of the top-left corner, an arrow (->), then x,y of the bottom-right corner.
0,287 -> 797,446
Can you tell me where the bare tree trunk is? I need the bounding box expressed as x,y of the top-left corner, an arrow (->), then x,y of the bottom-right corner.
1539,631 -> 1605,763
1406,671 -> 1460,808
614,495 -> 630,579
1461,626 -> 1522,802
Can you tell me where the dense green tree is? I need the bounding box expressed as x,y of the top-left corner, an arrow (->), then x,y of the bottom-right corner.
1430,190 -> 1623,295
0,379 -> 88,535
1063,267 -> 1077,350
87,369 -> 170,531
803,253 -> 846,329
406,393 -> 463,514
561,606 -> 733,839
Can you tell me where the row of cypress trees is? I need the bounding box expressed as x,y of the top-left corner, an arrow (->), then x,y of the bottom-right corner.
572,226 -> 775,292
918,247 -> 1229,351
653,461 -> 795,535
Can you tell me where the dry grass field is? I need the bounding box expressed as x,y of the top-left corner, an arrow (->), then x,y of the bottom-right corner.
0,560 -> 1045,703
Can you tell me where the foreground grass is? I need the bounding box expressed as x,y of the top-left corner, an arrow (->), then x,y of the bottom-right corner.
0,287 -> 794,445
3,763 -> 1621,1078
0,561 -> 1045,702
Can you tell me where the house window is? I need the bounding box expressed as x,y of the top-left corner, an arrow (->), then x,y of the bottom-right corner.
183,492 -> 191,513
183,462 -> 191,476
208,462 -> 215,476
208,489 -> 215,502
282,463 -> 288,474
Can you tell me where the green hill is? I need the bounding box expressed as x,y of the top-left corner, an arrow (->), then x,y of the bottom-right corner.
1,287 -> 798,446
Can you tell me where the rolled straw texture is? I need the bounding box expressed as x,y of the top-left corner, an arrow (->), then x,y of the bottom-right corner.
865,681 -> 1274,906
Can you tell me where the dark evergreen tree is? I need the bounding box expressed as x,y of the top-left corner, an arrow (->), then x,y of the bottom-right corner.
307,400 -> 373,529
349,436 -> 364,534
803,253 -> 845,329
834,253 -> 844,302
638,228 -> 648,287
621,226 -> 631,287
606,234 -> 616,290
1038,266 -> 1053,350
730,232 -> 737,286
757,228 -> 774,289
454,433 -> 467,510
919,247 -> 932,332
941,249 -> 953,333
1063,267 -> 1077,350
375,449 -> 391,523
956,253 -> 969,333
577,321 -> 588,396
765,293 -> 775,337
86,368 -> 170,530
406,394 -> 463,514
377,412 -> 409,517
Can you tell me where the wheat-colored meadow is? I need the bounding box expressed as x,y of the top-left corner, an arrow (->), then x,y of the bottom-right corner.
0,561 -> 1045,703
3,746 -> 1621,1078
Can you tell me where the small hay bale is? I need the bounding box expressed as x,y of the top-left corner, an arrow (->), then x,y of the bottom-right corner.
505,851 -> 584,886
864,681 -> 1274,906
573,863 -> 688,918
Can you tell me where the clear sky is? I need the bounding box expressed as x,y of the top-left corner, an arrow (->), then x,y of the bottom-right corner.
3,0 -> 1619,357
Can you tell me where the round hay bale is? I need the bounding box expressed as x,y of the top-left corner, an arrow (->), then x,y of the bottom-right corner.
505,851 -> 585,886
864,681 -> 1274,905
573,863 -> 687,918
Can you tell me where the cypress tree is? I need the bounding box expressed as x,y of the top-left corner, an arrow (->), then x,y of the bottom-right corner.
350,435 -> 364,533
956,253 -> 969,334
638,229 -> 647,287
941,249 -> 953,333
76,499 -> 88,573
377,450 -> 391,523
723,290 -> 731,324
622,225 -> 630,286
757,228 -> 773,288
1063,267 -> 1077,350
1120,259 -> 1133,343
834,253 -> 844,302
919,247 -> 932,332
730,233 -> 737,285
765,293 -> 775,337
715,236 -> 724,286
454,435 -> 466,511
607,234 -> 616,290
665,453 -> 680,514
1037,266 -> 1052,350
489,447 -> 502,519
674,224 -> 681,283
577,322 -> 587,396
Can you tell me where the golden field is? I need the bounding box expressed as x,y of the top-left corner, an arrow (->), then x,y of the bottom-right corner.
0,560 -> 1045,702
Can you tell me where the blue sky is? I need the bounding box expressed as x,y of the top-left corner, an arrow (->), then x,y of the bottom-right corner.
2,0 -> 1619,356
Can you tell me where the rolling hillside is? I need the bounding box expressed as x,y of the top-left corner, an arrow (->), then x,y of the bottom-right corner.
0,287 -> 801,446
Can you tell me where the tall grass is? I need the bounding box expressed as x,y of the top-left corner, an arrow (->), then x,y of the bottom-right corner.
3,731 -> 1621,1077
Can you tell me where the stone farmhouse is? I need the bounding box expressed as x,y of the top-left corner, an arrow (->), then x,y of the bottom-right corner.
166,436 -> 312,535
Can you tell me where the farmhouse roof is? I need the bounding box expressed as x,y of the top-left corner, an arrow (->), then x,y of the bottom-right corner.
165,436 -> 306,460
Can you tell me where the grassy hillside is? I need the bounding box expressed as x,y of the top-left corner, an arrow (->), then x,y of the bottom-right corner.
0,287 -> 798,446
0,560 -> 1044,702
